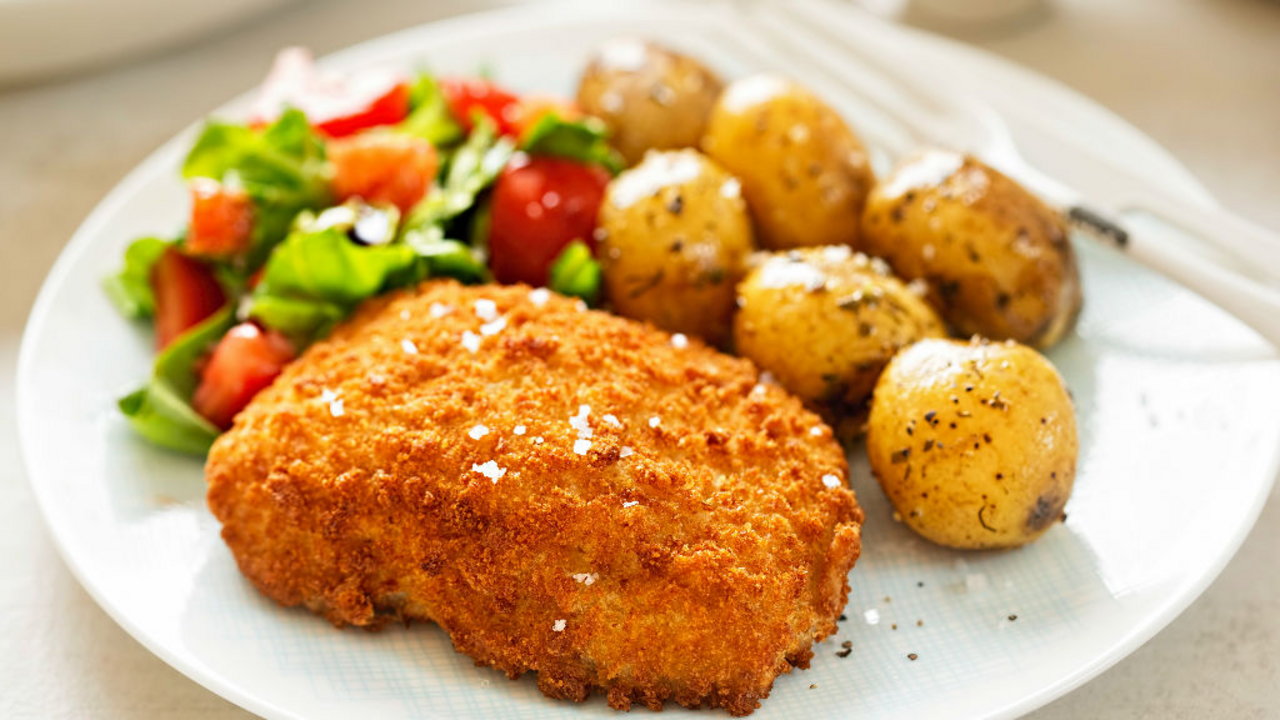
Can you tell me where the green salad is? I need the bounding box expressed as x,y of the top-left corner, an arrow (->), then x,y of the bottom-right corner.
106,49 -> 621,454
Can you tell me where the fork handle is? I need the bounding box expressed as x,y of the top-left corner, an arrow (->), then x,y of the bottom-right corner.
1121,224 -> 1280,348
1126,187 -> 1280,282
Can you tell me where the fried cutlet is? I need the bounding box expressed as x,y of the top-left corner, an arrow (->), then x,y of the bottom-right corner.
205,281 -> 864,716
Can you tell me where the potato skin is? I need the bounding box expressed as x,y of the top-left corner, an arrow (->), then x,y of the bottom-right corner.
734,246 -> 945,413
598,149 -> 754,346
701,75 -> 874,251
577,39 -> 723,166
859,149 -> 1081,349
866,338 -> 1077,549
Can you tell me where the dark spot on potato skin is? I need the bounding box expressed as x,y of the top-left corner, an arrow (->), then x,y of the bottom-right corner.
977,505 -> 997,533
1026,492 -> 1067,532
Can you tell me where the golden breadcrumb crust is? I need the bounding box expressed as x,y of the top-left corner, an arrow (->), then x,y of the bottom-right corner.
206,281 -> 864,716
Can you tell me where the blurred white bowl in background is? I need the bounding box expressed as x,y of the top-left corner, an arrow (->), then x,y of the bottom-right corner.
0,0 -> 296,86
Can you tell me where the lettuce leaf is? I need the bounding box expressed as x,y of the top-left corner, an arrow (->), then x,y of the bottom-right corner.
246,227 -> 417,342
118,305 -> 235,455
257,227 -> 421,305
246,293 -> 347,343
246,225 -> 487,345
102,236 -> 170,319
182,109 -> 331,264
521,113 -> 624,175
405,115 -> 515,232
548,240 -> 601,305
398,73 -> 464,147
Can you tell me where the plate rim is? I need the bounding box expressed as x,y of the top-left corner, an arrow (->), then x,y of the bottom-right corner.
16,2 -> 1278,719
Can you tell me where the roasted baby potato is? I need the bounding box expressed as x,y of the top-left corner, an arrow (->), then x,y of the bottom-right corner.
734,246 -> 945,413
866,338 -> 1077,549
576,39 -> 724,166
859,149 -> 1082,348
701,75 -> 874,251
597,149 -> 753,346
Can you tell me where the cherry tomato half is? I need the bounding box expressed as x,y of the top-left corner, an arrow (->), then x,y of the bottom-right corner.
487,154 -> 610,286
440,77 -> 522,136
151,247 -> 226,350
193,322 -> 295,429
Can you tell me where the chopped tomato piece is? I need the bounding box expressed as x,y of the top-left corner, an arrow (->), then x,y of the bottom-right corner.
440,77 -> 522,136
329,133 -> 439,214
186,178 -> 254,257
511,95 -> 581,140
192,323 -> 295,429
487,155 -> 610,286
251,47 -> 410,138
151,247 -> 226,350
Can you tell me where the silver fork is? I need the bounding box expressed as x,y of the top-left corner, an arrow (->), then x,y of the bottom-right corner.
709,0 -> 1280,348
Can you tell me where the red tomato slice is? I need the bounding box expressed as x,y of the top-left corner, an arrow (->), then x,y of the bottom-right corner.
151,247 -> 226,350
192,323 -> 295,429
487,154 -> 611,286
329,133 -> 439,214
251,47 -> 410,138
314,82 -> 410,138
440,77 -> 522,136
186,178 -> 254,257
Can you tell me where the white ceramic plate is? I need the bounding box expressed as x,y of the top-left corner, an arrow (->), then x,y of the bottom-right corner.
17,2 -> 1280,719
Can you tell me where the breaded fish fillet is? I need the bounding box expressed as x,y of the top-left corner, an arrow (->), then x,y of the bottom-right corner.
206,281 -> 863,716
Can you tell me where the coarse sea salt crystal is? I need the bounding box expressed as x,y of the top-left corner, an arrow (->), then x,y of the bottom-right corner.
822,474 -> 841,488
319,389 -> 344,417
648,416 -> 661,428
480,316 -> 506,336
532,436 -> 545,444
471,461 -> 506,483
475,298 -> 498,321
670,333 -> 688,349
529,288 -> 551,307
468,424 -> 490,440
429,302 -> 452,318
552,619 -> 567,632
619,446 -> 634,458
572,573 -> 598,586
570,405 -> 592,439
864,609 -> 881,625
513,425 -> 527,436
602,414 -> 622,428
573,439 -> 592,455
461,330 -> 481,353
810,426 -> 824,437
401,339 -> 419,354
622,500 -> 639,508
